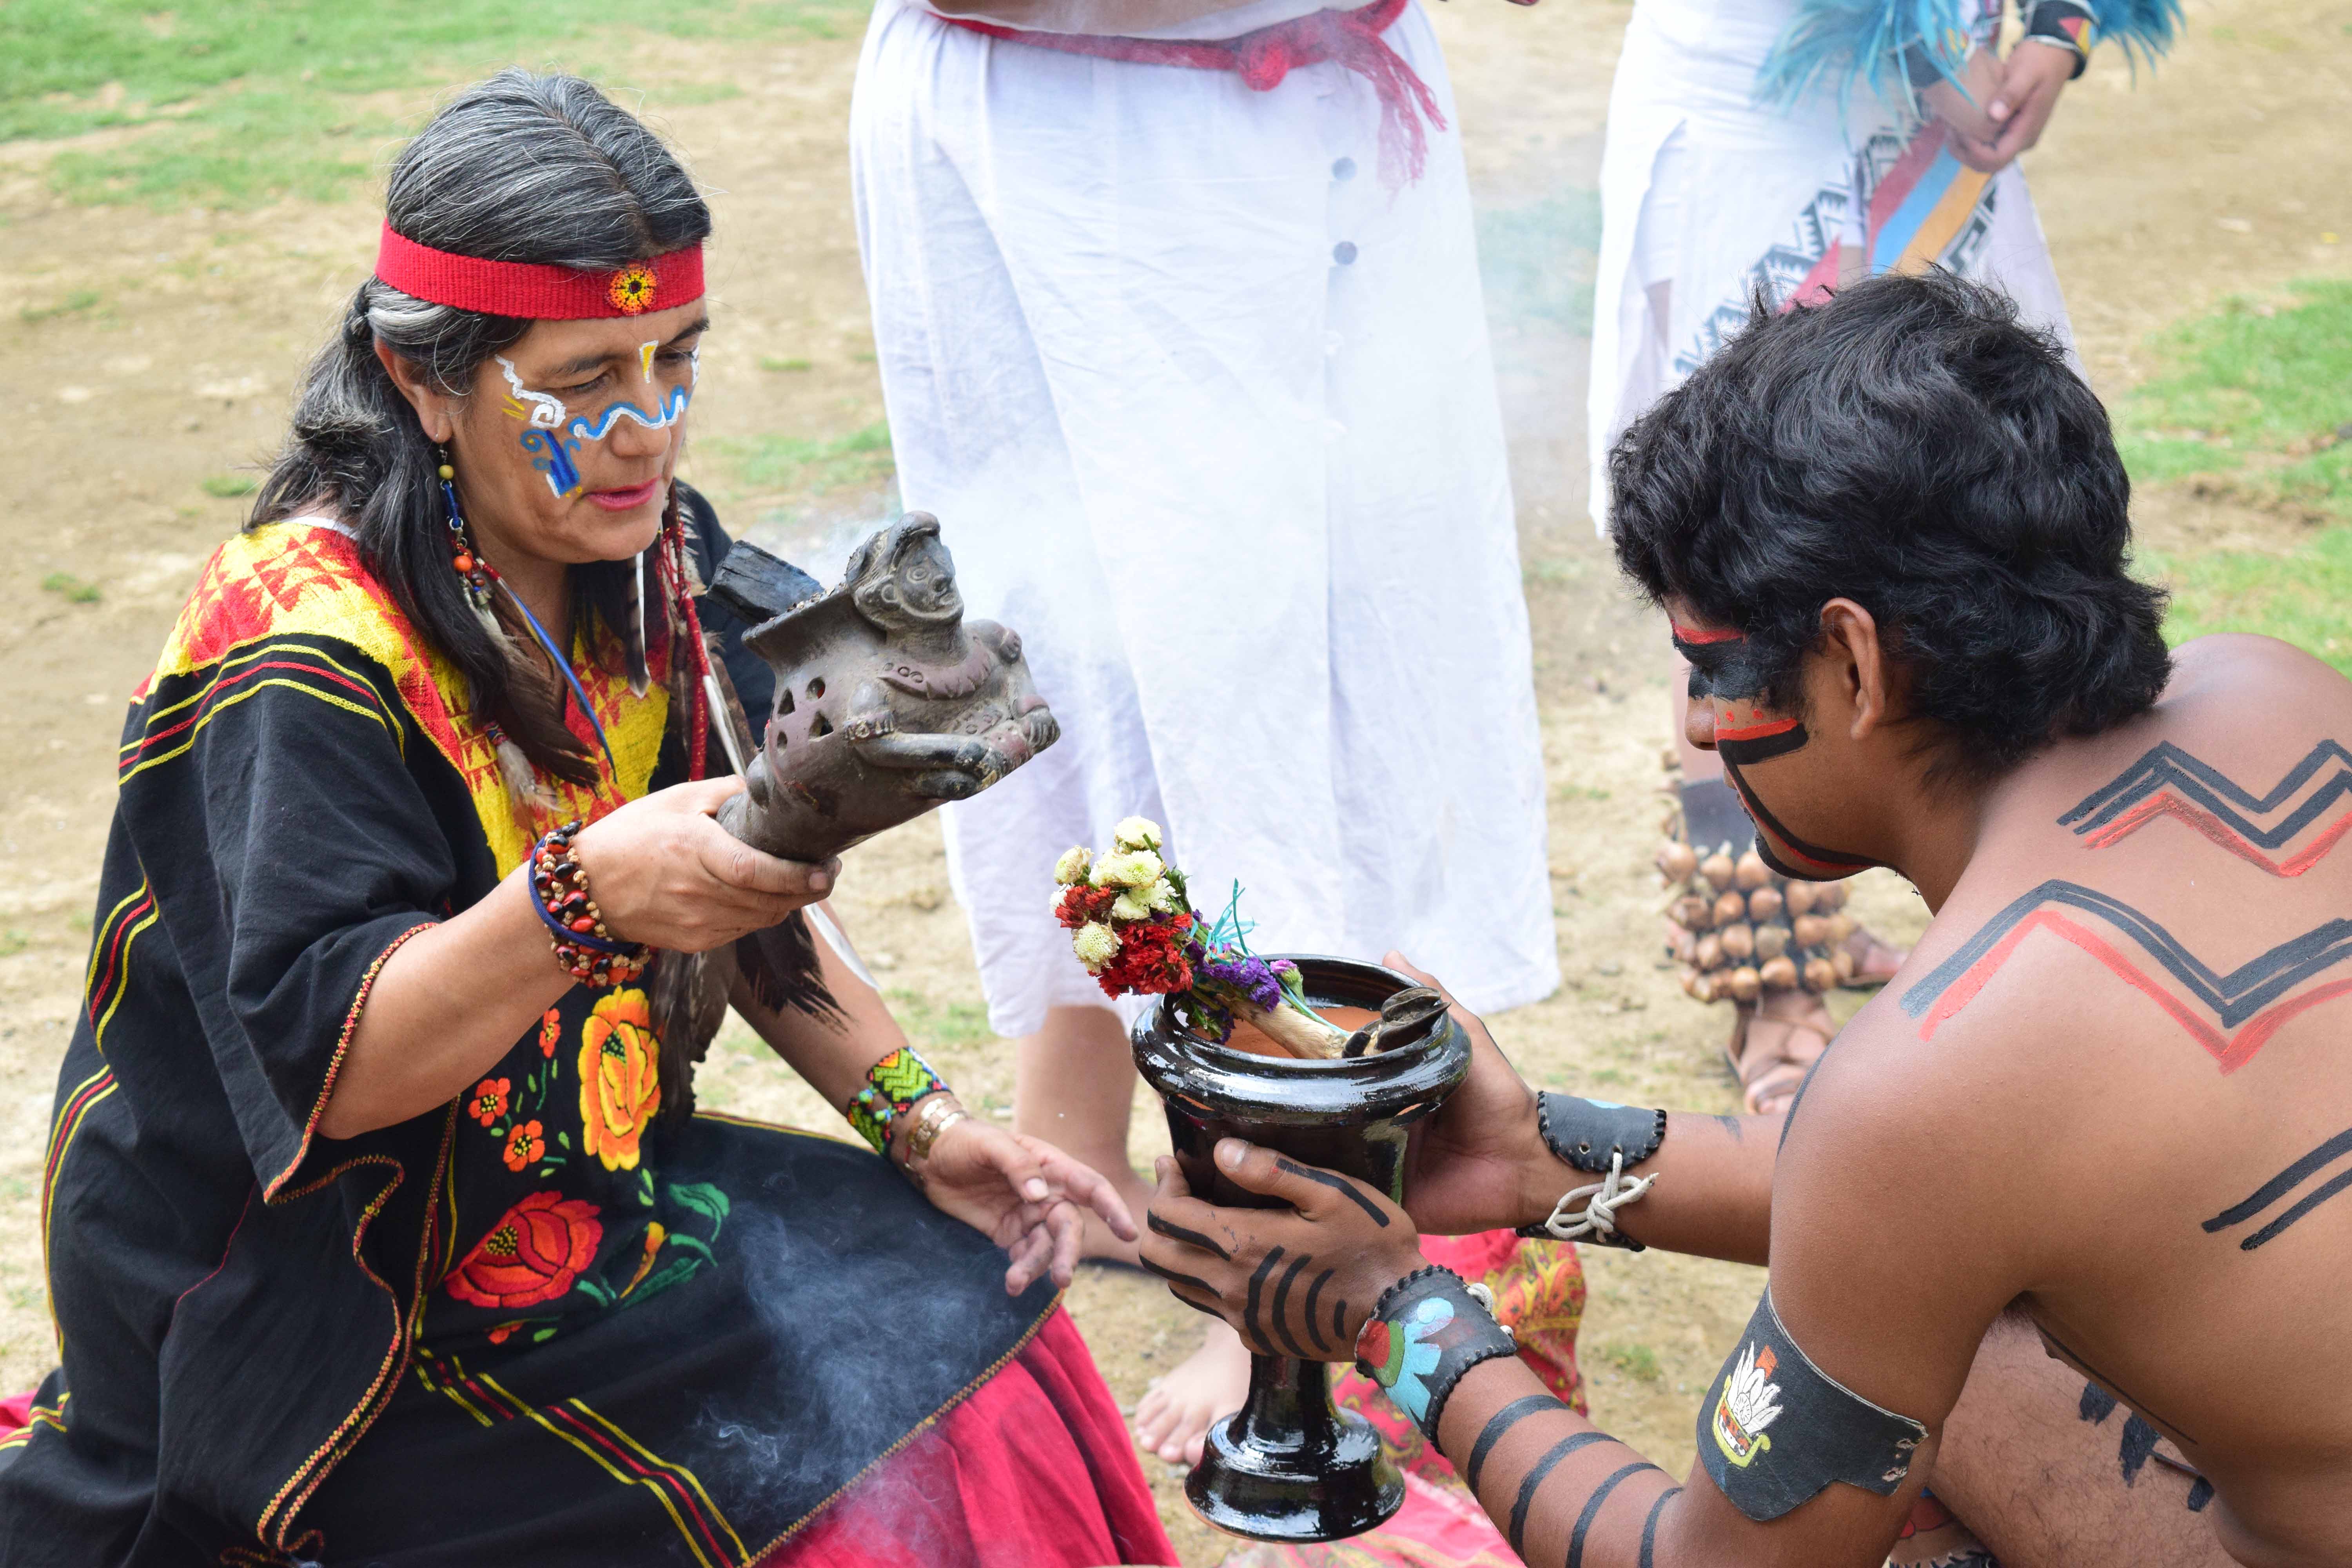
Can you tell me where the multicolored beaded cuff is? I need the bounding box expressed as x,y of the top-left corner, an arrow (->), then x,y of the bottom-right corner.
529,822 -> 649,988
844,1046 -> 948,1156
1353,1265 -> 1520,1447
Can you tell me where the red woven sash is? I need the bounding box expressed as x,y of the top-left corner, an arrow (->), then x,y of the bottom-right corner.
942,0 -> 1445,185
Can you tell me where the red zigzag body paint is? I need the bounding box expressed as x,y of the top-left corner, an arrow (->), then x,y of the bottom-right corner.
2060,740 -> 2352,877
1899,880 -> 2352,1073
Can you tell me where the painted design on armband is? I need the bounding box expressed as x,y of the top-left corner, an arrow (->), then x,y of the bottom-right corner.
1354,1265 -> 1519,1445
1899,880 -> 2352,1072
1698,1288 -> 1925,1522
2060,740 -> 2352,877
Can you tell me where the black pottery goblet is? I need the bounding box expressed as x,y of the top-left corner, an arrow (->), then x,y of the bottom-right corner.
1131,956 -> 1472,1543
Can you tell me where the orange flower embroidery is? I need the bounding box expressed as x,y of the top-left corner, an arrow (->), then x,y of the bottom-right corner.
469,1076 -> 511,1128
538,1008 -> 562,1058
623,1221 -> 667,1296
503,1119 -> 545,1172
608,263 -> 657,314
446,1193 -> 601,1310
579,987 -> 661,1171
487,1321 -> 523,1345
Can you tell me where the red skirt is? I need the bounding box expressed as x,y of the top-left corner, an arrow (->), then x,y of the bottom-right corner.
766,1307 -> 1177,1567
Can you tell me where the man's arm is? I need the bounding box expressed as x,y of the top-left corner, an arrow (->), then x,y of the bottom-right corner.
1144,1004 -> 2031,1566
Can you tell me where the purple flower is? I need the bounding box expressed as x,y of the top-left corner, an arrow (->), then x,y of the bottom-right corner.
1195,947 -> 1285,1013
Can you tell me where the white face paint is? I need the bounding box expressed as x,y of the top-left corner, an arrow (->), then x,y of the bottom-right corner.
495,356 -> 567,430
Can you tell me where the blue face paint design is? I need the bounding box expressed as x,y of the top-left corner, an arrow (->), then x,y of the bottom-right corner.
564,382 -> 693,443
518,428 -> 584,500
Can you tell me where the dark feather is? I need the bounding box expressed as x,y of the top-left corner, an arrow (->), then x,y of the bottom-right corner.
737,913 -> 842,1026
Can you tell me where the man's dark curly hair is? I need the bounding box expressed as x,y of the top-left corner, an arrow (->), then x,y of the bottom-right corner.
1609,269 -> 2171,785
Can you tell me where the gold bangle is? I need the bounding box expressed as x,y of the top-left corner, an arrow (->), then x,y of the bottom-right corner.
904,1095 -> 967,1167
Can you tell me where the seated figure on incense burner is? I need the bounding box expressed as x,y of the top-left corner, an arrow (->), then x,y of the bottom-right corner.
1143,274 -> 2352,1567
0,72 -> 1172,1568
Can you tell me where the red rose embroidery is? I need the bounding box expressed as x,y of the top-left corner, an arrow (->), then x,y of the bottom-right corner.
445,1193 -> 602,1310
468,1076 -> 511,1128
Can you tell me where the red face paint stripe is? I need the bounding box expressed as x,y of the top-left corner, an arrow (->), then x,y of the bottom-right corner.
1714,717 -> 1801,743
1669,624 -> 1745,644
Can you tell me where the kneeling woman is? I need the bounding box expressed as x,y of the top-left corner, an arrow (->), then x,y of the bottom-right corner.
0,72 -> 1172,1568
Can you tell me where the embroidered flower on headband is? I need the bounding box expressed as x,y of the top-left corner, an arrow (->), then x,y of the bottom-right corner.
608,263 -> 659,314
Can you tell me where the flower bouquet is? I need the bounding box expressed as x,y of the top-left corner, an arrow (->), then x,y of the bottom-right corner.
1053,818 -> 1351,1060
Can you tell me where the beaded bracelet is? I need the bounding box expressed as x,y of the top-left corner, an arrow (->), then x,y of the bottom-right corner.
529,822 -> 650,988
1354,1265 -> 1521,1446
844,1046 -> 948,1157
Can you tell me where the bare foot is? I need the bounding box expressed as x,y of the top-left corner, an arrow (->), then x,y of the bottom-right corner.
1131,1320 -> 1251,1466
1726,988 -> 1835,1116
1842,922 -> 1910,987
1079,1165 -> 1157,1266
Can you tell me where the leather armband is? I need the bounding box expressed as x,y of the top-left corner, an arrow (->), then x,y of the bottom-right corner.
1515,1093 -> 1666,1251
1700,1288 -> 1927,1521
2024,0 -> 2096,76
1354,1266 -> 1519,1446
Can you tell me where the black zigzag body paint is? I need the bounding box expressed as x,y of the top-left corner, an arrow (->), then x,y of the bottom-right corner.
2080,1382 -> 2213,1511
2203,1126 -> 2352,1250
1898,880 -> 2352,1072
2061,740 -> 2352,877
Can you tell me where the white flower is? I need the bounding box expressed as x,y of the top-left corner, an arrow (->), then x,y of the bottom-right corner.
1071,921 -> 1120,972
1145,877 -> 1178,913
1054,846 -> 1093,886
1112,816 -> 1163,852
1093,849 -> 1165,889
1112,889 -> 1153,922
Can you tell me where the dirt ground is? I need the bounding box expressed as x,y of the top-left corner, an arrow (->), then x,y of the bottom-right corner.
2,1 -> 2349,1560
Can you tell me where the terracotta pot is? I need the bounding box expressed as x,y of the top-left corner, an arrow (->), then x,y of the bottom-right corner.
1131,956 -> 1470,1543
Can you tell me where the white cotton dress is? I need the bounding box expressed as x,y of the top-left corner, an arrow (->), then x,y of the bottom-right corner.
849,0 -> 1559,1036
1586,0 -> 2080,528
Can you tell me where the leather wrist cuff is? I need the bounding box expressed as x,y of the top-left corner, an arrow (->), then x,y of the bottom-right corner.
1354,1266 -> 1520,1447
1531,1091 -> 1666,1175
2024,0 -> 2095,75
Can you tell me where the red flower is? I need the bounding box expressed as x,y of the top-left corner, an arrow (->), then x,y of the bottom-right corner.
445,1192 -> 602,1310
1054,883 -> 1119,931
468,1076 -> 511,1128
503,1119 -> 545,1172
487,1321 -> 522,1345
538,1009 -> 562,1058
1096,912 -> 1194,997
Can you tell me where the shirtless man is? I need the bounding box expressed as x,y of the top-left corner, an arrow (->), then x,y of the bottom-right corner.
1140,272 -> 2349,1566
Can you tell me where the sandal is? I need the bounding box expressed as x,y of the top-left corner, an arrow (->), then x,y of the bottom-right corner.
1725,992 -> 1834,1116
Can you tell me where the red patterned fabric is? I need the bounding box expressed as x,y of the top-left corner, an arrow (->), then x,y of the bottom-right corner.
942,0 -> 1445,186
762,1307 -> 1178,1566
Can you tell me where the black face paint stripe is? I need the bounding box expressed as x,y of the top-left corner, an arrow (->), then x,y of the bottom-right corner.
1464,1395 -> 1563,1496
1302,1269 -> 1335,1354
1242,1246 -> 1283,1355
1147,1211 -> 1232,1259
1269,1252 -> 1312,1359
1332,1297 -> 1348,1349
1639,1487 -> 1679,1568
1509,1430 -> 1613,1555
1568,1462 -> 1661,1568
1138,1257 -> 1221,1299
1274,1156 -> 1390,1226
1714,720 -> 1810,766
2204,1126 -> 2352,1249
1722,757 -> 1875,874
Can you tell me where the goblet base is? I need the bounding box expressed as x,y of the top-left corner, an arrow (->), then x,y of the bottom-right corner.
1185,1391 -> 1403,1543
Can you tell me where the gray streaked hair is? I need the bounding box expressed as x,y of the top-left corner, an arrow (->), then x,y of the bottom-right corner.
253,69 -> 711,785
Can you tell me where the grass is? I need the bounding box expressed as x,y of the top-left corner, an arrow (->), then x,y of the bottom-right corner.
1597,1343 -> 1662,1382
1479,188 -> 1602,332
200,474 -> 259,498
19,289 -> 101,323
4,0 -> 867,209
760,356 -> 815,373
703,422 -> 895,497
39,572 -> 101,605
881,988 -> 993,1053
2117,279 -> 2352,677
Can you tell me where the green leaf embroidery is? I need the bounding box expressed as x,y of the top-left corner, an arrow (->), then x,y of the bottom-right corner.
665,1181 -> 732,1223
555,1131 -> 572,1150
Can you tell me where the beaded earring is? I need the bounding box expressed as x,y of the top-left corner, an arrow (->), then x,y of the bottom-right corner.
439,445 -> 501,641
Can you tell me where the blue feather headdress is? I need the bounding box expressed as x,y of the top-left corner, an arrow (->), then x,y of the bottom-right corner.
1755,0 -> 2182,117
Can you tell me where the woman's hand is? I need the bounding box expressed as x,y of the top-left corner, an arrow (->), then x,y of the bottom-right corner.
572,777 -> 838,953
1948,42 -> 2078,173
1386,954 -> 1554,1237
1139,1141 -> 1426,1361
915,1114 -> 1137,1294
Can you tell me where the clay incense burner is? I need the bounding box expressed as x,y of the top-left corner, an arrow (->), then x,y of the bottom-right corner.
1132,956 -> 1472,1543
708,513 -> 1060,864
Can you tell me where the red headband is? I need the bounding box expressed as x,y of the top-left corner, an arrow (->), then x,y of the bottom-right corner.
373,223 -> 705,320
